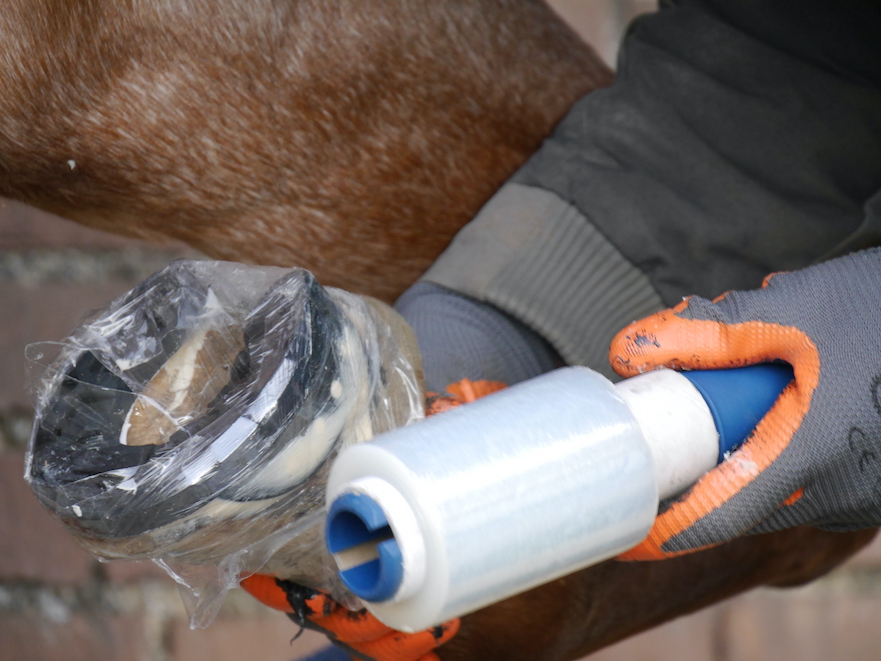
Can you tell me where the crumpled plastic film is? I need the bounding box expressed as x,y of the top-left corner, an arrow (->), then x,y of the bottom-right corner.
25,259 -> 424,625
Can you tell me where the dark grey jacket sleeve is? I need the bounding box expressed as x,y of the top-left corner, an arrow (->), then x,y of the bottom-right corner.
420,0 -> 881,379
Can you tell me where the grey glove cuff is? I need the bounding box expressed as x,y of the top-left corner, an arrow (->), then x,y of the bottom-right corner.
421,183 -> 664,380
394,281 -> 562,394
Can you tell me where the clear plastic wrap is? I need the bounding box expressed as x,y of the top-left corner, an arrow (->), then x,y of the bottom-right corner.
25,259 -> 424,626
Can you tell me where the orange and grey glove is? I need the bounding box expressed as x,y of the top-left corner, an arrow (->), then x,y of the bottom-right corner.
611,248 -> 881,559
242,574 -> 459,661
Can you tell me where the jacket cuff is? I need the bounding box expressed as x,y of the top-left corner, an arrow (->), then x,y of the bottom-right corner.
422,183 -> 664,379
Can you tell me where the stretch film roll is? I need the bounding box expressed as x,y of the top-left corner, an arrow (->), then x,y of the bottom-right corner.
326,368 -> 658,632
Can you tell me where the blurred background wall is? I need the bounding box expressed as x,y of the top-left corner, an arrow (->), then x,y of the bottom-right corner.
2,2 -> 881,660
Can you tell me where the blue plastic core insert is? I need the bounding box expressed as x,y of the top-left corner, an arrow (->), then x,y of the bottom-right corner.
681,363 -> 794,463
326,492 -> 404,602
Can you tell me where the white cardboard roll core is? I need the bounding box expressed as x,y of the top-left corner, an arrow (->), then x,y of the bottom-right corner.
615,369 -> 719,499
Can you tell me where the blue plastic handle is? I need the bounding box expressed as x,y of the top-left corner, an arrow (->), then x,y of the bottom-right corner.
680,363 -> 794,463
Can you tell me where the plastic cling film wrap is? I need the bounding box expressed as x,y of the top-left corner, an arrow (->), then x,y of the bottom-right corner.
25,259 -> 424,625
326,367 -> 659,632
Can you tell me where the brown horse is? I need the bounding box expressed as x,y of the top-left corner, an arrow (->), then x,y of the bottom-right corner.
0,2 -> 874,659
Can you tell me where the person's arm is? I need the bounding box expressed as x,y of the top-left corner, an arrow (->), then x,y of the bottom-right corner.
395,0 -> 881,558
412,0 -> 881,381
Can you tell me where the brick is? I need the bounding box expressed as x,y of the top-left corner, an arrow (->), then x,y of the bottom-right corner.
582,604 -> 720,661
841,529 -> 881,569
0,197 -> 185,251
0,406 -> 32,451
0,450 -> 94,583
0,278 -> 168,409
547,0 -> 620,66
722,584 -> 881,661
548,0 -> 658,68
104,559 -> 174,583
621,0 -> 659,24
170,608 -> 331,661
0,609 -> 147,661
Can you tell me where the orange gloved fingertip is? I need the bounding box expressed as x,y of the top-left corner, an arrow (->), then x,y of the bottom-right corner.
608,309 -> 679,377
240,574 -> 293,613
426,395 -> 463,416
445,378 -> 506,402
240,575 -> 337,620
321,609 -> 393,643
352,619 -> 460,661
427,380 -> 507,416
304,592 -> 338,620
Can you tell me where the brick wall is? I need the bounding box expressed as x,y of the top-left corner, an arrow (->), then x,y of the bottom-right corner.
3,2 -> 881,661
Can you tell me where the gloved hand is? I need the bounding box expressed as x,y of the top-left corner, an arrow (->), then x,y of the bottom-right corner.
241,573 -> 459,661
610,248 -> 881,559
394,282 -> 561,393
